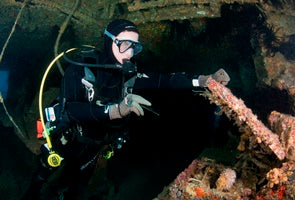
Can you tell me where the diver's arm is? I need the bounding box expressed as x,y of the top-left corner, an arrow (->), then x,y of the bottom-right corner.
134,72 -> 195,90
134,69 -> 230,90
65,102 -> 110,122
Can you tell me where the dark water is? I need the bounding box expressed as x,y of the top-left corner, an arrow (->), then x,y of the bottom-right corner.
0,124 -> 37,200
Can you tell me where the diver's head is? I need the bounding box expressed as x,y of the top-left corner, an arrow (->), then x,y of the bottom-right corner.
104,19 -> 142,64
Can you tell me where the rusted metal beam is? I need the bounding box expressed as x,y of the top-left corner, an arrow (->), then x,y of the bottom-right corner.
127,4 -> 220,22
125,0 -> 260,22
203,77 -> 286,160
126,0 -> 259,12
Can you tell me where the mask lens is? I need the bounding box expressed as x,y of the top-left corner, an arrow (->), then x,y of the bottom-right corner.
117,40 -> 143,55
133,43 -> 143,55
119,41 -> 133,53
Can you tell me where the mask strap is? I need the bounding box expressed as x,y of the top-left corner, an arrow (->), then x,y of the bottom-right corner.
104,29 -> 116,41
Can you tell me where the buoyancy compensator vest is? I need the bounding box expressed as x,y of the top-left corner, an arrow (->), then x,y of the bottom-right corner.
63,46 -> 138,104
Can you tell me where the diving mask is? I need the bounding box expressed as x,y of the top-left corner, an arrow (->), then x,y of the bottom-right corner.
104,29 -> 143,55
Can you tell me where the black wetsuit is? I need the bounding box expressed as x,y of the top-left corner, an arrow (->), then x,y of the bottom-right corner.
51,50 -> 196,166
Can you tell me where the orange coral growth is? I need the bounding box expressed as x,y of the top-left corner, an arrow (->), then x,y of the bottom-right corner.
266,165 -> 292,188
255,185 -> 286,200
272,185 -> 286,199
194,187 -> 207,197
237,130 -> 251,151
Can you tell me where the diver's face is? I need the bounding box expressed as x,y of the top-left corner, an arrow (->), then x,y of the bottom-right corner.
112,31 -> 139,64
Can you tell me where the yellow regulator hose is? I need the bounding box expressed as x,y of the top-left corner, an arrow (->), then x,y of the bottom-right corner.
38,48 -> 76,167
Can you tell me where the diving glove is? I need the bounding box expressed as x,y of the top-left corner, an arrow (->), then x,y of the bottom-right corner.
109,94 -> 151,119
197,68 -> 230,87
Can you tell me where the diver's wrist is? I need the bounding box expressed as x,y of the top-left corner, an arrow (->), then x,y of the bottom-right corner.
192,79 -> 199,87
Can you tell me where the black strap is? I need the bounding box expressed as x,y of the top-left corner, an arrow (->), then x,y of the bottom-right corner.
63,48 -> 122,69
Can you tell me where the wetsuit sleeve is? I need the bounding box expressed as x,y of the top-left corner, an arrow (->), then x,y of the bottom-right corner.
134,72 -> 197,90
65,102 -> 109,122
60,65 -> 110,123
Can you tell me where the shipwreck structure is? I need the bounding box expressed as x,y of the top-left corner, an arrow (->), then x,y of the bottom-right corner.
155,79 -> 295,199
0,0 -> 294,199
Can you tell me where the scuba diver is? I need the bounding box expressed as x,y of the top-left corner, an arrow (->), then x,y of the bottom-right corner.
21,19 -> 230,200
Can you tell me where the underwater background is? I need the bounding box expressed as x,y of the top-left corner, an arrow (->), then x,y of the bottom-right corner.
0,0 -> 294,199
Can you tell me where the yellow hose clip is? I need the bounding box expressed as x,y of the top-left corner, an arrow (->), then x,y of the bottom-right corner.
47,151 -> 62,167
103,146 -> 114,160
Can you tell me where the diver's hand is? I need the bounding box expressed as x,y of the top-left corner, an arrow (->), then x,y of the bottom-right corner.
197,68 -> 230,87
109,94 -> 151,119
